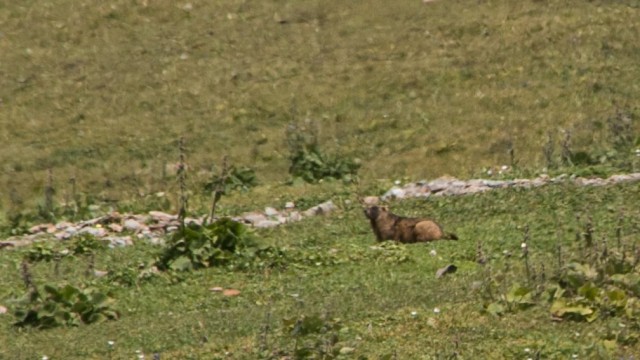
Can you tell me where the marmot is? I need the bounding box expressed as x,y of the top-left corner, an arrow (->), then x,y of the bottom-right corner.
364,205 -> 458,243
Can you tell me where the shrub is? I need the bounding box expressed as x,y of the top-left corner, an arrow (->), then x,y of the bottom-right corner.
13,284 -> 119,329
157,218 -> 254,271
286,120 -> 360,183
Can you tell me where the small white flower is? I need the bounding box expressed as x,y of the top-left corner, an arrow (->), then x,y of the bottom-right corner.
433,307 -> 441,314
574,332 -> 580,337
107,341 -> 115,347
394,180 -> 401,185
572,355 -> 578,359
521,242 -> 527,249
411,311 -> 418,317
501,165 -> 509,171
503,250 -> 510,256
42,356 -> 49,360
429,249 -> 437,256
524,348 -> 531,353
487,169 -> 493,176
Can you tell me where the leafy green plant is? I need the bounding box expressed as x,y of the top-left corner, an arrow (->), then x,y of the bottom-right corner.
278,314 -> 343,360
70,233 -> 108,255
286,120 -> 360,183
157,218 -> 255,271
13,284 -> 119,329
204,165 -> 258,194
25,243 -> 59,263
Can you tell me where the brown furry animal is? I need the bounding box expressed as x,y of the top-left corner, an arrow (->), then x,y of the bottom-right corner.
364,206 -> 458,243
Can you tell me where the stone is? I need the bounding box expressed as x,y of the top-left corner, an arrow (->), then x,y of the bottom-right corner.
303,200 -> 336,216
285,201 -> 295,209
105,236 -> 133,248
78,227 -> 107,237
435,264 -> 457,278
242,212 -> 267,224
288,211 -> 303,222
363,196 -> 379,205
108,223 -> 123,232
381,187 -> 406,200
222,289 -> 240,297
264,207 -> 279,217
209,287 -> 224,292
254,220 -> 280,228
124,219 -> 143,231
93,270 -> 109,278
0,305 -> 6,315
148,211 -> 176,224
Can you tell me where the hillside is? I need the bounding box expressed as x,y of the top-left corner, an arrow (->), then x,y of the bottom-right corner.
1,0 -> 639,221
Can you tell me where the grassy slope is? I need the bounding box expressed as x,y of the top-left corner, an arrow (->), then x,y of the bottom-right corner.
1,0 -> 639,214
1,0 -> 640,359
1,182 -> 639,359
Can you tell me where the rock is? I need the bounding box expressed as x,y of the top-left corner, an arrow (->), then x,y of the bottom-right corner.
222,289 -> 240,297
363,196 -> 380,205
105,236 -> 133,248
427,177 -> 455,193
254,220 -> 280,228
303,200 -> 336,216
264,207 -> 279,217
149,211 -> 176,222
0,305 -> 6,315
285,201 -> 295,209
381,187 -> 406,200
339,347 -> 355,355
93,269 -> 109,278
435,264 -> 457,278
242,212 -> 267,224
108,223 -> 123,232
288,211 -> 303,222
29,223 -> 52,234
55,226 -> 79,240
124,219 -> 143,231
209,287 -> 224,292
78,227 -> 107,237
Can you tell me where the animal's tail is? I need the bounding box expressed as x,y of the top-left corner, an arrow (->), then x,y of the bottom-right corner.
445,232 -> 458,240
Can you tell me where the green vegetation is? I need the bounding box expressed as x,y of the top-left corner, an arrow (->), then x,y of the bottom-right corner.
1,0 -> 640,358
1,183 -> 640,358
2,0 -> 639,220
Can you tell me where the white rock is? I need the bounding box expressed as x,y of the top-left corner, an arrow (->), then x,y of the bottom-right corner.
78,227 -> 107,237
288,211 -> 303,222
285,201 -> 295,209
363,196 -> 379,205
253,220 -> 280,228
242,212 -> 267,224
0,305 -> 7,314
303,200 -> 336,216
381,187 -> 406,200
124,219 -> 143,231
264,207 -> 279,217
105,236 -> 133,248
149,211 -> 175,222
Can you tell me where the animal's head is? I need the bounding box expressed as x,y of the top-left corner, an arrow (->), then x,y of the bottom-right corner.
364,205 -> 388,220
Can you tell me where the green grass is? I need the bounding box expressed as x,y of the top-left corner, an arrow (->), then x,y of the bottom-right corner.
1,182 -> 640,359
1,0 -> 640,216
1,0 -> 640,358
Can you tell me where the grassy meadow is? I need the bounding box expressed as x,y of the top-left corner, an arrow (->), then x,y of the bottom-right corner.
1,0 -> 640,358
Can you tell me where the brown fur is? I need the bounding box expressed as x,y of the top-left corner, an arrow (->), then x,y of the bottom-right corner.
364,206 -> 458,243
